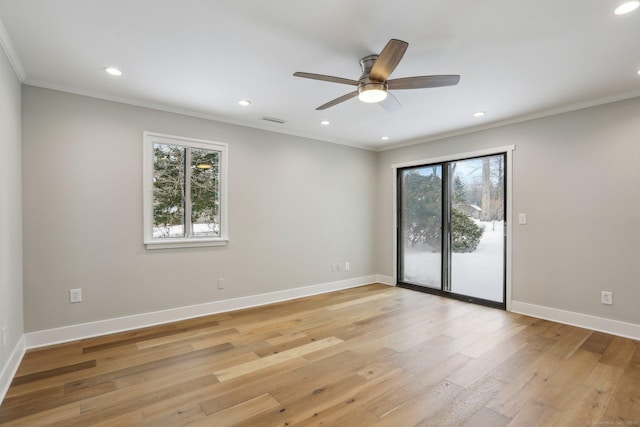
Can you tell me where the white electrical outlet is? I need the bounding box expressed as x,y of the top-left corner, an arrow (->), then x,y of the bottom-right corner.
218,278 -> 225,289
336,263 -> 341,272
601,291 -> 613,305
69,288 -> 82,303
345,262 -> 350,271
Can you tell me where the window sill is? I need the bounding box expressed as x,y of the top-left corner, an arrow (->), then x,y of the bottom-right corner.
145,238 -> 229,250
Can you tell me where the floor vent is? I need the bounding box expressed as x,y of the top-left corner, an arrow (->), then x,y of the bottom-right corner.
260,116 -> 287,124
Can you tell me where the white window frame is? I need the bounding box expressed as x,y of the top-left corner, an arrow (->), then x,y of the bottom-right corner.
143,131 -> 228,249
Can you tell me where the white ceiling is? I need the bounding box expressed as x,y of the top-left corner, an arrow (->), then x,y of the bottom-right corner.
1,1 -> 639,150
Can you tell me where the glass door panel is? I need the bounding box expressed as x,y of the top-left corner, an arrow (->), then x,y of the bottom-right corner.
449,155 -> 505,303
399,165 -> 442,289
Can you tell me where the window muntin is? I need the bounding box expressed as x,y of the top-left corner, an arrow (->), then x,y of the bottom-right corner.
144,132 -> 227,249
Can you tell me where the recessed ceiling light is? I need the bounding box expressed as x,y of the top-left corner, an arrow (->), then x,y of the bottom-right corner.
381,136 -> 390,141
473,111 -> 486,117
238,99 -> 251,106
320,120 -> 331,126
104,67 -> 122,76
615,1 -> 639,15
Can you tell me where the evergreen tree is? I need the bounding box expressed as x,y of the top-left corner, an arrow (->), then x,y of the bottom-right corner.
453,175 -> 467,204
402,169 -> 442,247
451,209 -> 484,252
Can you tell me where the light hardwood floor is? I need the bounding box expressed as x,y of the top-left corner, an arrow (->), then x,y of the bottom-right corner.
1,284 -> 638,426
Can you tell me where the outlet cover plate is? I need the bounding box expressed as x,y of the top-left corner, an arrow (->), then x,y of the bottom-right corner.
70,288 -> 82,303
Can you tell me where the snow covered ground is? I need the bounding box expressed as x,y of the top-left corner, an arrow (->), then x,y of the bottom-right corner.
403,220 -> 504,302
153,223 -> 219,238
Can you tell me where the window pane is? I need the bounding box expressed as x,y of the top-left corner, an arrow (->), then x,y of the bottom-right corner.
450,154 -> 505,303
190,148 -> 220,237
153,143 -> 185,238
400,166 -> 442,288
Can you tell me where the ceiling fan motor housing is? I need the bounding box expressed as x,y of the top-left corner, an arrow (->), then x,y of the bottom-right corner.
358,54 -> 388,102
359,54 -> 379,79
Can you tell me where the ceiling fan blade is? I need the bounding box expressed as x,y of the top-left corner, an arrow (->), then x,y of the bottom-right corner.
293,72 -> 359,86
387,75 -> 461,90
379,92 -> 401,113
369,39 -> 408,82
316,91 -> 358,110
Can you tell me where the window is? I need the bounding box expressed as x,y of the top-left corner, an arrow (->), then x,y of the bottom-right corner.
143,132 -> 228,249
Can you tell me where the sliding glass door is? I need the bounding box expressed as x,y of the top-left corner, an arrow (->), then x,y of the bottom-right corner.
398,153 -> 506,308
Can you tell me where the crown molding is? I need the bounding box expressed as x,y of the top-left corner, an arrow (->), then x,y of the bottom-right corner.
0,16 -> 26,81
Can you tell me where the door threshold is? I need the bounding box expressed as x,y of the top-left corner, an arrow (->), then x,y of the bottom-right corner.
397,282 -> 506,310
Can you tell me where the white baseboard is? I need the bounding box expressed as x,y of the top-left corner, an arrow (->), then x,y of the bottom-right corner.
25,275 -> 378,350
0,335 -> 26,405
511,300 -> 640,341
376,275 -> 395,286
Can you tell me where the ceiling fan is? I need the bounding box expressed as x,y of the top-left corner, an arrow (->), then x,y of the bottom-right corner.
294,39 -> 460,111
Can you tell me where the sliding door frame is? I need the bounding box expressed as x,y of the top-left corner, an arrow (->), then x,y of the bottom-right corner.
392,145 -> 515,311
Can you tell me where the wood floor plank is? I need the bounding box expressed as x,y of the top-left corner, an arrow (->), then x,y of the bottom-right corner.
82,320 -> 221,353
233,374 -> 370,426
213,336 -> 342,382
287,367 -> 410,426
485,352 -> 560,418
459,322 -> 527,359
196,371 -> 301,417
534,348 -> 601,411
506,400 -> 561,426
389,331 -> 482,375
547,325 -> 592,359
67,343 -> 232,394
460,406 -> 511,427
136,354 -> 266,422
447,334 -> 527,388
0,403 -> 80,427
53,375 -> 219,427
419,376 -> 506,426
602,367 -> 640,424
203,393 -> 280,427
580,331 -> 616,355
1,284 -> 638,426
143,403 -> 206,426
599,336 -> 638,368
10,360 -> 97,387
375,379 -> 464,426
556,362 -> 624,426
135,326 -> 238,350
89,409 -> 145,427
363,352 -> 471,419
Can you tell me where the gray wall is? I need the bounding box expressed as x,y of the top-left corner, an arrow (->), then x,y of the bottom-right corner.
0,46 -> 23,365
18,84 -> 640,333
377,97 -> 640,325
22,86 -> 377,332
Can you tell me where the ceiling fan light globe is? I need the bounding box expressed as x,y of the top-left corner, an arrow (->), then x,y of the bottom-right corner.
358,83 -> 388,103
